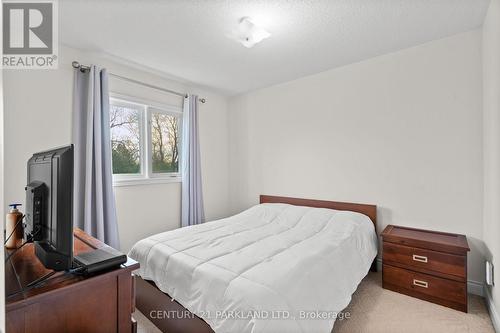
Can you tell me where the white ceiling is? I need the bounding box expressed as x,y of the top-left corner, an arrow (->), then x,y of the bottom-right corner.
60,0 -> 490,95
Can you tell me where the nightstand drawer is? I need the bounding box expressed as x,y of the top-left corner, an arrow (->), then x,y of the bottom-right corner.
383,242 -> 466,280
383,264 -> 467,310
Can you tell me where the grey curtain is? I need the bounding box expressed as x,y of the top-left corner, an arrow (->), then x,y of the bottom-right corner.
181,95 -> 205,227
73,65 -> 120,248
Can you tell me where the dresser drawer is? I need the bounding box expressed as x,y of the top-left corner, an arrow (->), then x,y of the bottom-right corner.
383,264 -> 467,311
383,242 -> 466,280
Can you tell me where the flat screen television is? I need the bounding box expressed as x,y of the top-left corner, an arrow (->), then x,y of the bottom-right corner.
25,144 -> 74,271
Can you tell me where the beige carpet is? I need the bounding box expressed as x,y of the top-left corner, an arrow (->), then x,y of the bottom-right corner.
134,310 -> 162,333
332,272 -> 494,333
134,272 -> 495,333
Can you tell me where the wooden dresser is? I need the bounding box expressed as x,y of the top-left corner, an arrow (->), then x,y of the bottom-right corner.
381,225 -> 470,312
6,228 -> 140,333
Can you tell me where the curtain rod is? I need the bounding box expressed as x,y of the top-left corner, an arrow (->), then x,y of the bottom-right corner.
71,61 -> 206,103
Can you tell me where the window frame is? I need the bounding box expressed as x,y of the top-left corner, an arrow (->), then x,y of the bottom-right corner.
110,93 -> 183,187
147,106 -> 183,180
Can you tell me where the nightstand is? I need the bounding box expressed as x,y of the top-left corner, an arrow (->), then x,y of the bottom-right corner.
381,225 -> 470,312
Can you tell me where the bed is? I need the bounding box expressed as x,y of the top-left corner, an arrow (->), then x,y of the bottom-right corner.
129,195 -> 378,333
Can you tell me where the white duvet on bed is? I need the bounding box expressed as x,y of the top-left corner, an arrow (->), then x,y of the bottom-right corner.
129,203 -> 377,333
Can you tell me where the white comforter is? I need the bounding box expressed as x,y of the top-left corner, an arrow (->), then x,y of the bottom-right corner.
129,203 -> 377,333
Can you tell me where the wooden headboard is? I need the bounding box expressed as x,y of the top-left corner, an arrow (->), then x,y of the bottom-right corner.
260,195 -> 377,228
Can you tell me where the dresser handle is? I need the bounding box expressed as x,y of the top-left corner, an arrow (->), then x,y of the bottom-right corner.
412,254 -> 428,263
413,279 -> 428,288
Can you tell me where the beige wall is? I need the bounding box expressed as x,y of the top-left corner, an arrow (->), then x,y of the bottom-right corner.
228,30 -> 485,283
482,0 -> 500,324
3,45 -> 230,252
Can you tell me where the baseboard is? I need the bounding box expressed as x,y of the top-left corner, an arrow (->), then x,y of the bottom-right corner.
485,287 -> 500,333
469,280 -> 485,297
375,258 -> 484,297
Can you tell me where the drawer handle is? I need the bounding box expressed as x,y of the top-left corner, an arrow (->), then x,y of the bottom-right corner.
412,254 -> 428,263
413,279 -> 428,288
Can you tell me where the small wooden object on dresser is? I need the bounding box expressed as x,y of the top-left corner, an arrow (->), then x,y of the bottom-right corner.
381,225 -> 470,312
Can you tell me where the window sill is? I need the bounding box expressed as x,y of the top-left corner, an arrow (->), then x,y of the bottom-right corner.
113,176 -> 181,187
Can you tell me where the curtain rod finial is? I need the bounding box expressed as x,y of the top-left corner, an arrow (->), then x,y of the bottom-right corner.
72,61 -> 80,68
185,94 -> 206,103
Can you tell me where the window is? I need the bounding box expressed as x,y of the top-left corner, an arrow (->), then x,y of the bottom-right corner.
110,95 -> 182,185
150,110 -> 180,174
110,100 -> 142,175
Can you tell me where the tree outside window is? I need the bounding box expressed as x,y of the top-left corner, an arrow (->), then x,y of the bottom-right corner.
109,97 -> 182,184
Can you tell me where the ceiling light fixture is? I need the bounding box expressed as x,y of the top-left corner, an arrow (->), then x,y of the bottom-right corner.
230,17 -> 271,48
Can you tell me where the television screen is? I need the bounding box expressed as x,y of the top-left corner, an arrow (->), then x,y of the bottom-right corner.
26,144 -> 74,271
